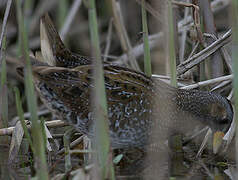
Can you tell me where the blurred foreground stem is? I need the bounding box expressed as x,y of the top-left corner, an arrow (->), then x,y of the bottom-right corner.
15,1 -> 49,179
141,0 -> 152,76
231,0 -> 238,165
168,0 -> 177,86
85,0 -> 115,179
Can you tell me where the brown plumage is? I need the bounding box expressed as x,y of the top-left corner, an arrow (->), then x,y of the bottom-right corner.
17,14 -> 233,149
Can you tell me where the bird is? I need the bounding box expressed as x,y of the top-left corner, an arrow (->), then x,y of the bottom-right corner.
17,14 -> 233,150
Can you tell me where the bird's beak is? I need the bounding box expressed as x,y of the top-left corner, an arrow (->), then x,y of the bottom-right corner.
213,131 -> 225,154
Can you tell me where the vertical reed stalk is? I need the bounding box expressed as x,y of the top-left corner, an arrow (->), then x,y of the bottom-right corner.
64,128 -> 74,172
57,0 -> 68,28
0,37 -> 8,128
0,29 -> 10,180
0,2 -> 12,178
14,87 -> 34,151
15,1 -> 49,179
141,0 -> 152,76
85,0 -> 115,179
168,1 -> 177,86
231,0 -> 238,166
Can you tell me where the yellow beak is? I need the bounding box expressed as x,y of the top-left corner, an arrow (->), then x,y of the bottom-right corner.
213,131 -> 225,154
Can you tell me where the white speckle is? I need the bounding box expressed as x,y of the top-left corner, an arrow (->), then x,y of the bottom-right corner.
115,120 -> 120,128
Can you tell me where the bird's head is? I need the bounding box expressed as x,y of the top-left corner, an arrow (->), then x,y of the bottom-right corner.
202,95 -> 233,133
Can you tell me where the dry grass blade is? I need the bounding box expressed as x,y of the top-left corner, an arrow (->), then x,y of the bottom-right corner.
14,87 -> 34,154
223,116 -> 236,152
8,121 -> 24,164
44,124 -> 55,152
181,74 -> 233,90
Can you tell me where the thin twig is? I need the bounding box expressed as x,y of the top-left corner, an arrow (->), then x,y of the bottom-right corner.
204,33 -> 232,73
211,80 -> 231,92
177,29 -> 231,76
0,120 -> 67,136
181,74 -> 233,90
57,135 -> 85,155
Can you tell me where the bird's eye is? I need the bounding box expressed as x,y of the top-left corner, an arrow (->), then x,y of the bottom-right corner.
218,118 -> 229,124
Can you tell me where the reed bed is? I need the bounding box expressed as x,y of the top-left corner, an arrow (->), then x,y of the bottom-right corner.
0,0 -> 235,179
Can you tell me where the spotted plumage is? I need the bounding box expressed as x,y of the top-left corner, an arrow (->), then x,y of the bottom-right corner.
16,14 -> 233,149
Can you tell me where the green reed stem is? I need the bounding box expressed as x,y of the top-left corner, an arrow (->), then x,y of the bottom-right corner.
85,0 -> 115,179
0,37 -> 7,87
15,1 -> 49,179
0,36 -> 8,128
141,0 -> 152,77
57,0 -> 68,28
168,0 -> 177,87
231,0 -> 238,167
0,32 -> 9,180
63,128 -> 75,172
14,87 -> 34,151
0,2 -> 11,178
